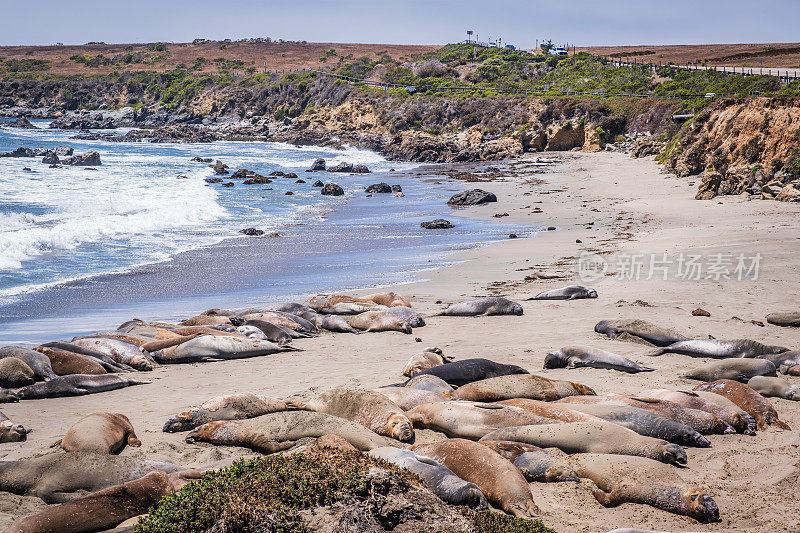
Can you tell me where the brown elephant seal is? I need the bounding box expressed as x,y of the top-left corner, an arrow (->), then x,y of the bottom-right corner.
374,387 -> 447,410
16,374 -> 149,400
180,315 -> 232,327
69,337 -> 154,371
152,335 -> 286,363
404,374 -> 454,394
185,411 -> 400,452
0,411 -> 29,443
693,379 -> 790,430
406,401 -> 556,440
0,357 -> 35,388
305,295 -> 382,315
594,319 -> 688,347
411,438 -> 539,518
315,314 -> 361,333
746,375 -> 800,400
765,311 -> 800,327
649,339 -> 789,359
368,447 -> 488,509
637,389 -> 755,435
342,311 -> 412,333
0,347 -> 57,381
438,297 -> 524,316
140,333 -> 200,353
570,453 -> 719,523
52,413 -> 140,454
498,398 -> 608,423
479,441 -> 579,483
162,393 -> 289,432
528,285 -> 598,300
481,422 -> 688,466
34,346 -> 107,376
545,346 -> 655,373
361,291 -> 411,307
0,452 -> 185,503
684,358 -> 776,382
451,374 -> 596,402
236,311 -> 318,335
410,358 -> 529,387
38,342 -> 132,372
402,348 -> 453,377
291,387 -> 414,442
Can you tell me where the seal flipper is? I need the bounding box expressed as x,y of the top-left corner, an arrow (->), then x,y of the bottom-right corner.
646,348 -> 667,356
590,487 -> 619,507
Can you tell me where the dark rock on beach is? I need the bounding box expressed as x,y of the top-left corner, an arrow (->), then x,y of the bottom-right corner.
61,151 -> 101,166
365,182 -> 392,193
239,228 -> 265,236
321,183 -> 344,196
447,189 -> 497,206
421,219 -> 455,229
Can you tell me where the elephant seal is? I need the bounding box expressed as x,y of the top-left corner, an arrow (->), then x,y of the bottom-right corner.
438,297 -> 523,316
570,453 -> 719,523
481,422 -> 687,466
69,337 -> 154,371
152,335 -> 285,363
757,350 -> 800,374
258,302 -> 318,322
528,285 -> 598,300
689,390 -> 759,433
235,313 -> 312,337
316,314 -> 361,333
185,411 -> 400,452
684,358 -> 776,382
404,374 -> 454,394
637,389 -> 755,435
544,346 -> 655,373
236,325 -> 269,340
497,398 -> 604,423
17,374 -> 149,400
0,411 -> 29,443
558,402 -> 710,447
361,291 -> 411,307
765,311 -> 800,327
594,319 -> 688,347
180,315 -> 232,327
39,342 -> 133,372
406,401 -> 556,440
0,358 -> 35,388
241,319 -> 294,345
402,348 -> 453,377
0,452 -> 184,503
35,346 -> 107,376
368,447 -> 488,509
747,375 -> 800,400
649,339 -> 789,359
374,387 -> 447,410
0,389 -> 18,403
411,438 -> 539,518
305,295 -> 383,315
693,379 -> 790,430
53,413 -> 140,454
291,387 -> 414,442
451,374 -> 596,402
342,311 -> 412,333
162,393 -> 289,432
385,306 -> 425,327
479,441 -> 579,482
0,347 -> 57,381
410,358 -> 529,387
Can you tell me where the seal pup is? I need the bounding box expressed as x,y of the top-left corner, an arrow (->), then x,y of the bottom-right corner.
684,358 -> 776,382
528,285 -> 598,300
0,347 -> 57,381
236,325 -> 269,340
240,319 -> 295,345
648,339 -> 788,359
451,374 -> 596,402
162,393 -> 289,432
368,447 -> 488,509
315,314 -> 361,334
747,376 -> 800,400
410,358 -> 528,387
765,311 -> 800,327
374,387 -> 447,410
0,411 -> 29,443
385,306 -> 425,327
16,374 -> 149,400
69,337 -> 154,371
407,401 -> 556,440
594,319 -> 688,346
637,389 -> 755,435
570,453 -> 719,522
290,387 -> 414,442
402,348 -> 453,377
544,346 -> 655,373
479,441 -> 579,482
693,379 -> 790,430
411,438 -> 539,518
342,311 -> 412,333
404,374 -> 454,394
438,297 -> 523,316
480,422 -> 687,466
52,413 -> 140,454
0,358 -> 35,388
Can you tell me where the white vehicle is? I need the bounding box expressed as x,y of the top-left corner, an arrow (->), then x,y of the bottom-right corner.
550,47 -> 568,56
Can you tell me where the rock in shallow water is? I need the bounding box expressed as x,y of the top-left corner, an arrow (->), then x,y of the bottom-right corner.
421,219 -> 454,230
321,183 -> 344,196
447,189 -> 497,206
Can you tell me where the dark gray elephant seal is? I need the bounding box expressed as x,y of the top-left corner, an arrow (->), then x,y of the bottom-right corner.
242,319 -> 294,345
410,358 -> 529,386
747,375 -> 800,400
0,389 -> 18,403
439,297 -> 523,316
404,374 -> 454,394
16,374 -> 149,399
766,312 -> 800,327
757,350 -> 800,374
594,319 -> 688,347
529,285 -> 598,300
316,314 -> 360,334
649,339 -> 788,359
368,447 -> 488,509
544,346 -> 655,373
684,358 -> 776,382
385,306 -> 426,327
258,302 -> 318,323
0,358 -> 35,388
0,410 -> 29,443
0,347 -> 57,381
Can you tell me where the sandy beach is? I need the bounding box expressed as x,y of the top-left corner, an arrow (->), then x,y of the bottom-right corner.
2,151 -> 799,532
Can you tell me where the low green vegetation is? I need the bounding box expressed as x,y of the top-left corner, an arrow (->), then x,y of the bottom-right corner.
0,58 -> 51,72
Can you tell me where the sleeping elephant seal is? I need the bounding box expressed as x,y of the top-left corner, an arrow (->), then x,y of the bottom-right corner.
236,325 -> 269,340
0,389 -> 18,403
747,375 -> 800,400
35,346 -> 107,376
0,452 -> 184,503
404,374 -> 454,394
498,398 -> 611,423
479,441 -> 579,482
180,315 -> 232,327
68,337 -> 154,371
684,358 -> 776,382
649,339 -> 789,359
693,379 -> 790,430
258,302 -> 318,322
385,306 -> 425,327
765,311 -> 800,327
438,297 -> 523,317
374,387 -> 447,410
360,291 -> 411,307
52,413 -> 140,454
0,411 -> 29,443
402,348 -> 452,377
406,401 -> 556,440
163,393 -> 289,432
545,346 -> 655,373
637,389 -> 755,435
241,319 -> 294,345
305,295 -> 382,315
291,387 -> 414,442
0,347 -> 57,381
38,342 -> 133,372
757,350 -> 800,374
411,358 -> 528,387
0,358 -> 35,388
481,422 -> 688,466
342,311 -> 412,333
185,411 -> 401,452
368,447 -> 488,509
451,374 -> 596,402
152,335 -> 285,363
594,319 -> 688,347
16,374 -> 149,400
528,285 -> 598,300
570,453 -> 720,523
316,314 -> 360,334
411,438 -> 539,518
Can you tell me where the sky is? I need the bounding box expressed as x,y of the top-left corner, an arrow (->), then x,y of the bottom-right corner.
1,0 -> 798,48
